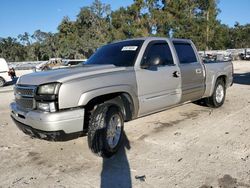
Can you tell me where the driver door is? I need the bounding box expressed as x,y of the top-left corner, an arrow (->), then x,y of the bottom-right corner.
136,40 -> 182,116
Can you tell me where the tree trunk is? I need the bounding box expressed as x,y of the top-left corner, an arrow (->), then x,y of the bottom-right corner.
206,11 -> 209,51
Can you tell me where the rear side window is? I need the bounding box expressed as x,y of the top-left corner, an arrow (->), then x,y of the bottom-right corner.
173,42 -> 197,64
143,42 -> 174,66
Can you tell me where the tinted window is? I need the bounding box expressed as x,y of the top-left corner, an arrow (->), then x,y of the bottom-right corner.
143,42 -> 174,66
173,42 -> 197,64
66,61 -> 83,65
85,40 -> 143,67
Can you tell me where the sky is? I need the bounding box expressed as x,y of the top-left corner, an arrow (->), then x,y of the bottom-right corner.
0,0 -> 249,38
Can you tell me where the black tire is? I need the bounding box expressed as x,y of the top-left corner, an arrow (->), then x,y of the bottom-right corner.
205,78 -> 226,108
0,77 -> 5,87
87,104 -> 124,158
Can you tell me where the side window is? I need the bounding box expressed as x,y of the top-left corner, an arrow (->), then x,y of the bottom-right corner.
173,42 -> 198,64
143,42 -> 174,66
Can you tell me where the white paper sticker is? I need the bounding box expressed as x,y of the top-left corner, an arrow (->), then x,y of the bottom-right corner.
121,46 -> 138,51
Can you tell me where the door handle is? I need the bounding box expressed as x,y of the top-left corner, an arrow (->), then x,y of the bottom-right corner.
196,69 -> 202,74
173,71 -> 180,78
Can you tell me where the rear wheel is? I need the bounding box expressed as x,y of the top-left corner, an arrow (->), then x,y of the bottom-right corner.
205,78 -> 226,108
0,77 -> 5,87
87,104 -> 124,158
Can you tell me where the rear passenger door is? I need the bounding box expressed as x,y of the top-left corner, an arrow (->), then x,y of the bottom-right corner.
173,41 -> 205,102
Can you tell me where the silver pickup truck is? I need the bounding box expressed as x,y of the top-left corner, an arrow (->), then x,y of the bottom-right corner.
10,37 -> 233,158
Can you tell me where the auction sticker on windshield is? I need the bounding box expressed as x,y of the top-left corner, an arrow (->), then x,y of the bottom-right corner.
121,46 -> 138,51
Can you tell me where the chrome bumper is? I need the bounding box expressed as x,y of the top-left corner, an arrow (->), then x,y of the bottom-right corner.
10,102 -> 85,134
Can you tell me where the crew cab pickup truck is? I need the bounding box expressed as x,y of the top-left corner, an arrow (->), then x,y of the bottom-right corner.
10,37 -> 233,158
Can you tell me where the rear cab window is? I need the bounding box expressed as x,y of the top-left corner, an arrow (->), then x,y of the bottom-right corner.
173,42 -> 198,64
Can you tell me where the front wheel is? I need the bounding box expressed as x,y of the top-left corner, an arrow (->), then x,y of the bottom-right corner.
205,79 -> 226,108
87,104 -> 124,158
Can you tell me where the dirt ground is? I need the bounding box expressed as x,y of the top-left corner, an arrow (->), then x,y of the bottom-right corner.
0,61 -> 250,188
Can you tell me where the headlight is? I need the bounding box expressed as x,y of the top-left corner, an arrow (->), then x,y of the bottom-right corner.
36,82 -> 61,112
37,83 -> 60,95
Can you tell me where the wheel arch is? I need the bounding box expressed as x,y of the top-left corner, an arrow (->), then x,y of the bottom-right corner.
206,74 -> 227,97
204,74 -> 227,108
81,88 -> 138,131
217,75 -> 227,85
0,76 -> 6,87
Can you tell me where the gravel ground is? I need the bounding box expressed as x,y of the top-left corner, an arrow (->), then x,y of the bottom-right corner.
0,61 -> 250,188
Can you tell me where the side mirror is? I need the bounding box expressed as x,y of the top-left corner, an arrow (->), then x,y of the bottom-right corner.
150,57 -> 161,66
141,56 -> 161,69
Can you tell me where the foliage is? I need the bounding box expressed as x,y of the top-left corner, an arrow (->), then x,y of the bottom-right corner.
0,37 -> 27,61
0,0 -> 249,62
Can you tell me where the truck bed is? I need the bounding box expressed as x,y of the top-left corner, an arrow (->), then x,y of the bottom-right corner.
203,61 -> 233,98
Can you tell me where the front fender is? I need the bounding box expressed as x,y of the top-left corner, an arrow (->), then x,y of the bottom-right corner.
77,85 -> 139,117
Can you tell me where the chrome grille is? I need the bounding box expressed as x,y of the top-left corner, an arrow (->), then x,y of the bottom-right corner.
16,98 -> 34,109
15,86 -> 35,97
15,85 -> 36,110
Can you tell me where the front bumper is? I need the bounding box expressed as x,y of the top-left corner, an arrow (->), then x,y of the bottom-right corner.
10,102 -> 85,141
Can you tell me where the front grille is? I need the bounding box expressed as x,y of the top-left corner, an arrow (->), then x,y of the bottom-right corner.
15,86 -> 35,97
15,85 -> 36,111
16,98 -> 34,109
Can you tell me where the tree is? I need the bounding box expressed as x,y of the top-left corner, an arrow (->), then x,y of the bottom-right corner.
230,23 -> 250,48
0,37 -> 27,61
31,30 -> 50,60
196,0 -> 220,50
18,32 -> 32,46
57,17 -> 80,59
111,0 -> 149,40
0,0 -> 249,62
75,0 -> 112,57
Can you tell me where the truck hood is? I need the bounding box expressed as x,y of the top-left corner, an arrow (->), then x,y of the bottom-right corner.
17,65 -> 127,85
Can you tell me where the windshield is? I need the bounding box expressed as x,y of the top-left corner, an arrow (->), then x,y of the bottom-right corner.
85,40 -> 143,67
